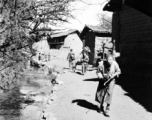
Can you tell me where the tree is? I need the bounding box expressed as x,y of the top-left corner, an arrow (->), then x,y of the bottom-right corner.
97,13 -> 112,32
0,0 -> 77,90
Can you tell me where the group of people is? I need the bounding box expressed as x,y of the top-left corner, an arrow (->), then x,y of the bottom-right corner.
67,47 -> 121,117
67,47 -> 89,75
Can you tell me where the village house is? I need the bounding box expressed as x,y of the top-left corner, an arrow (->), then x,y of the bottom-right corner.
48,29 -> 80,49
47,29 -> 83,58
103,0 -> 152,83
80,25 -> 112,64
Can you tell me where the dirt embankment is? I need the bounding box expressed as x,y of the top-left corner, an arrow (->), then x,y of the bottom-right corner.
0,63 -> 64,120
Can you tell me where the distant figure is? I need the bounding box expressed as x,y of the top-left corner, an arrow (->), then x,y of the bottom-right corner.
95,54 -> 121,117
67,49 -> 76,72
47,68 -> 58,86
81,51 -> 89,75
39,110 -> 46,120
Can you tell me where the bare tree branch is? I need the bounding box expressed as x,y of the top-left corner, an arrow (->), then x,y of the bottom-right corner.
97,13 -> 112,32
0,0 -> 77,89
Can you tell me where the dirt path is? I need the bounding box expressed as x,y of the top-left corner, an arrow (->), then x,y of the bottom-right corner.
47,60 -> 152,120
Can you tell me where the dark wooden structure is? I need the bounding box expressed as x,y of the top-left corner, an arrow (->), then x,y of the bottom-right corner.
103,0 -> 152,79
103,0 -> 152,97
103,0 -> 152,16
103,0 -> 152,112
80,25 -> 111,64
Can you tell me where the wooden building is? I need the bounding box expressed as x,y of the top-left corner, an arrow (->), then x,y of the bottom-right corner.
103,0 -> 152,80
80,25 -> 111,64
103,0 -> 152,112
48,29 -> 80,49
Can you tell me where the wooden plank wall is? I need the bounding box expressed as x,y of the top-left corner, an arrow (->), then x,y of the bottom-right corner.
112,5 -> 152,79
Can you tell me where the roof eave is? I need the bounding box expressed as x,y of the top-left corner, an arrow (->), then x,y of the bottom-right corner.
103,1 -> 123,12
51,30 -> 79,38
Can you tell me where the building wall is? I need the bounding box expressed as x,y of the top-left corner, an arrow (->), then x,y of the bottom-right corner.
112,5 -> 152,79
85,31 -> 95,64
48,36 -> 65,49
85,32 -> 112,64
63,33 -> 83,58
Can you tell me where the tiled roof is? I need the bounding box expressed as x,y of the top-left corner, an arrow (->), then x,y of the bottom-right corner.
85,25 -> 111,33
51,29 -> 79,38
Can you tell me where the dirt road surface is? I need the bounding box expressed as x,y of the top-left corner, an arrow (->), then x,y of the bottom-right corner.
47,60 -> 152,120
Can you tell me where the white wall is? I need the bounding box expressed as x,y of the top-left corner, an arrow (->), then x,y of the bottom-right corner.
63,33 -> 83,58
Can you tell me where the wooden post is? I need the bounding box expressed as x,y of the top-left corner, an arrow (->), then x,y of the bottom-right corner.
83,39 -> 85,47
151,78 -> 152,91
103,43 -> 105,60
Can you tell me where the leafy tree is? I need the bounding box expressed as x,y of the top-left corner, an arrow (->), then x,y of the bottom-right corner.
0,0 -> 77,90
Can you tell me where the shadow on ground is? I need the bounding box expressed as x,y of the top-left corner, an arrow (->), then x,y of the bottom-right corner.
72,99 -> 98,111
76,71 -> 82,75
116,75 -> 152,112
83,78 -> 99,82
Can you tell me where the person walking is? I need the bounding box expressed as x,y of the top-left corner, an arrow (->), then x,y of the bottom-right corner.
81,51 -> 89,75
67,49 -> 76,72
95,54 -> 121,117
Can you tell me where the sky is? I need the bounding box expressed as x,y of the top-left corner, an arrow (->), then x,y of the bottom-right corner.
65,0 -> 113,31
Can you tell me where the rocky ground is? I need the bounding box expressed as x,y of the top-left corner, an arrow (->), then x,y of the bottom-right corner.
0,64 -> 64,120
